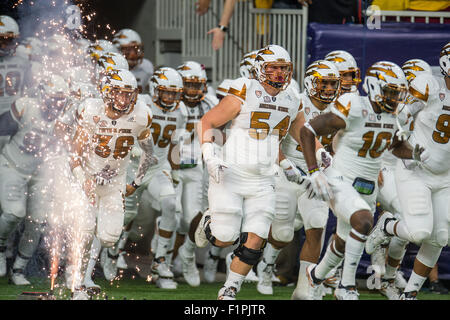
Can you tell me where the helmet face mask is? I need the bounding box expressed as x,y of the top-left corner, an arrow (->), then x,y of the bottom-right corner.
106,86 -> 138,113
340,69 -> 361,92
182,78 -> 206,103
261,61 -> 293,89
364,61 -> 408,114
119,43 -> 144,69
376,83 -> 407,113
101,69 -> 139,114
0,34 -> 18,56
312,77 -> 341,103
155,86 -> 182,111
305,60 -> 341,104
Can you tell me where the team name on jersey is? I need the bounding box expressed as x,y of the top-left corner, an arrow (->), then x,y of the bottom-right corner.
98,128 -> 132,134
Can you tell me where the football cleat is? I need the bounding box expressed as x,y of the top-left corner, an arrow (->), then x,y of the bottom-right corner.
100,248 -> 118,281
0,251 -> 6,277
399,291 -> 418,300
10,270 -> 31,285
334,284 -> 360,300
365,212 -> 395,255
72,287 -> 90,300
151,257 -> 177,289
117,252 -> 128,270
395,270 -> 408,289
379,278 -> 401,300
178,243 -> 200,287
370,245 -> 387,277
203,250 -> 219,283
194,213 -> 211,248
83,277 -> 101,295
256,259 -> 274,295
218,286 -> 237,300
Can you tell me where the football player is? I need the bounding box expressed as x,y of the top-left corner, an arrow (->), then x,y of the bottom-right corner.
0,15 -> 29,150
325,50 -> 361,94
299,61 -> 426,300
68,69 -> 157,299
113,29 -> 154,93
170,61 -> 218,287
194,44 -> 304,300
125,67 -> 187,289
258,59 -> 340,299
0,74 -> 69,279
372,58 -> 433,300
366,43 -> 450,300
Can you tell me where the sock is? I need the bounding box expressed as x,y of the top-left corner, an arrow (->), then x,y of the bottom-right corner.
182,237 -> 197,257
296,260 -> 313,290
155,235 -> 172,260
209,245 -> 221,257
404,271 -> 427,293
262,243 -> 281,265
13,254 -> 30,272
340,230 -> 367,287
386,220 -> 412,242
384,264 -> 397,280
84,237 -> 101,282
118,231 -> 129,251
315,240 -> 344,280
224,269 -> 246,292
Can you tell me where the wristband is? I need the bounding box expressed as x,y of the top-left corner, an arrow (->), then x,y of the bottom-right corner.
131,180 -> 139,189
218,25 -> 229,32
308,166 -> 319,175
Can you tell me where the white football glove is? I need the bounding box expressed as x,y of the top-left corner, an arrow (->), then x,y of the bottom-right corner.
305,169 -> 333,202
316,148 -> 333,168
201,142 -> 228,184
413,143 -> 429,163
280,158 -> 304,184
94,165 -> 118,185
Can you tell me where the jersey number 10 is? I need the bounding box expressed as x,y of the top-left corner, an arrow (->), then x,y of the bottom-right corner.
358,131 -> 392,158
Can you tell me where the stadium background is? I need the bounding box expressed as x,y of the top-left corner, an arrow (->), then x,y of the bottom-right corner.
0,0 -> 449,293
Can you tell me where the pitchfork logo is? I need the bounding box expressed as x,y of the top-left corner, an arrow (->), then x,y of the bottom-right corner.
366,5 -> 381,30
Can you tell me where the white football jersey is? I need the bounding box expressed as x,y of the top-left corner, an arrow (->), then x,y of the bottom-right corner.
76,97 -> 152,177
2,97 -> 59,175
179,96 -> 217,166
223,77 -> 301,176
331,93 -> 398,182
409,80 -> 450,175
131,58 -> 154,93
281,91 -> 334,172
139,94 -> 188,168
0,55 -> 29,115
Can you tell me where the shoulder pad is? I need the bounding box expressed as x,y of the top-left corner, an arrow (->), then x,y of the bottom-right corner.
134,100 -> 153,128
12,97 -> 34,120
408,73 -> 440,103
334,92 -> 358,118
228,77 -> 250,102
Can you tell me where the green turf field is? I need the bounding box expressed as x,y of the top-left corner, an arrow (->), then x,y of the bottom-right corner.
0,277 -> 448,300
